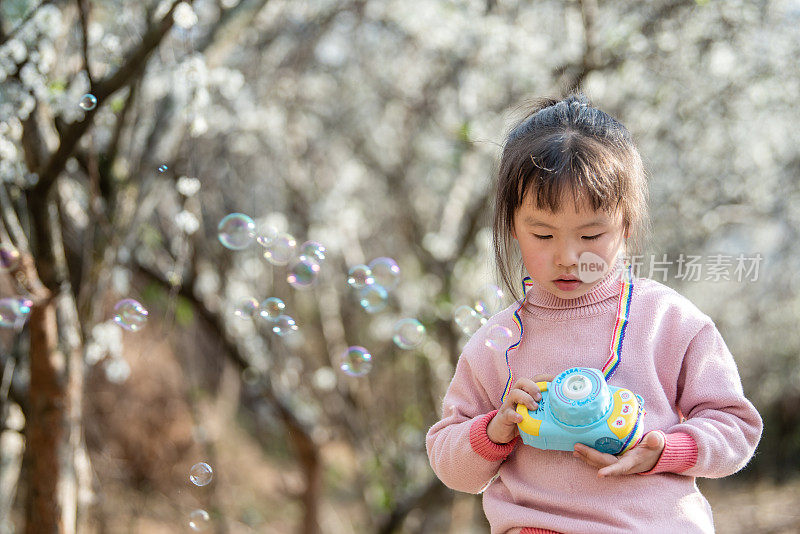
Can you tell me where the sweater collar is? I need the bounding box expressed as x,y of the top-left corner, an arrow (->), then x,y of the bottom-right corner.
524,259 -> 625,316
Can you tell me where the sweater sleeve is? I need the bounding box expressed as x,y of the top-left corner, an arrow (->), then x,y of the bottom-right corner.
426,351 -> 515,493
664,321 -> 762,478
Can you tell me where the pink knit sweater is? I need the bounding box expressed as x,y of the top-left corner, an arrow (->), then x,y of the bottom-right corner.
426,266 -> 762,533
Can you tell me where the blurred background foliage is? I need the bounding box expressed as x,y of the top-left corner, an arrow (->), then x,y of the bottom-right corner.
0,0 -> 799,532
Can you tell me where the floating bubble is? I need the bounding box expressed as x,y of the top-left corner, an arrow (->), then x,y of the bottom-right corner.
299,241 -> 326,263
158,164 -> 168,173
347,264 -> 373,289
0,297 -> 32,328
233,297 -> 259,319
339,346 -> 372,377
241,366 -> 261,385
113,299 -> 148,332
217,213 -> 255,250
259,297 -> 285,321
358,285 -> 388,313
0,243 -> 20,271
392,318 -> 426,349
272,314 -> 298,336
189,462 -> 213,486
453,305 -> 485,336
474,284 -> 505,318
368,257 -> 400,290
79,93 -> 97,110
263,232 -> 296,266
484,324 -> 514,352
255,226 -> 279,248
188,509 -> 210,532
287,255 -> 321,289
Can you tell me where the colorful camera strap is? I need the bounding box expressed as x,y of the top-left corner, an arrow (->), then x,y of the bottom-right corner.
500,262 -> 634,404
500,277 -> 535,403
601,262 -> 634,381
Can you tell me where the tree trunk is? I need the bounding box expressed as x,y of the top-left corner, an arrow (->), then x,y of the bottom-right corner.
21,192 -> 88,534
25,296 -> 64,534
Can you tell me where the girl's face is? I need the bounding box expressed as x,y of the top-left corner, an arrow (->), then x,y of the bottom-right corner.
512,192 -> 627,299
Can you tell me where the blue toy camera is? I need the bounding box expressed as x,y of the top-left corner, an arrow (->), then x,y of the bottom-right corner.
515,367 -> 645,455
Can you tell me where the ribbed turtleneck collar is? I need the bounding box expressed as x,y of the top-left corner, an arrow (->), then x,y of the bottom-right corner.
523,259 -> 626,319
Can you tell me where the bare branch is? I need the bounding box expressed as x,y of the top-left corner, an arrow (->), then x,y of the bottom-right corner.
76,0 -> 93,86
27,0 -> 190,201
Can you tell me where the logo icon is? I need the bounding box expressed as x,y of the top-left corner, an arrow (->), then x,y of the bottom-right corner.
578,252 -> 608,283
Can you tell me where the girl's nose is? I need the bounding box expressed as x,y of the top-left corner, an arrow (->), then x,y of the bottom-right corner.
555,245 -> 580,267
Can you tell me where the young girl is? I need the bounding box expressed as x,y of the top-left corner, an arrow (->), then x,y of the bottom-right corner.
426,94 -> 762,533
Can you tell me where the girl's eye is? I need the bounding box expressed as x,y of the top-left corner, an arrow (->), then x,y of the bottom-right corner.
582,234 -> 604,240
532,234 -> 552,240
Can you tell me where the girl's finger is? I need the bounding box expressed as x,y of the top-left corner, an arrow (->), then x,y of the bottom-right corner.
597,462 -> 625,477
507,388 -> 538,410
511,378 -> 544,402
531,374 -> 556,383
573,449 -> 608,470
501,407 -> 523,424
573,443 -> 617,467
598,453 -> 639,477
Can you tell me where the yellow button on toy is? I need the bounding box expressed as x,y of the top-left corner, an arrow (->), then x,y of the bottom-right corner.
606,389 -> 638,439
515,404 -> 542,437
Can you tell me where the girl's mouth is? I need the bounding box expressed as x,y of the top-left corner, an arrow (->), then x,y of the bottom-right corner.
553,279 -> 582,291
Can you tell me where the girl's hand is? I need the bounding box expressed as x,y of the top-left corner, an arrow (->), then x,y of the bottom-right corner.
573,430 -> 666,477
487,375 -> 555,444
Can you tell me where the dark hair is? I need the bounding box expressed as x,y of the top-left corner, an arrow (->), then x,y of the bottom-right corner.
492,93 -> 650,300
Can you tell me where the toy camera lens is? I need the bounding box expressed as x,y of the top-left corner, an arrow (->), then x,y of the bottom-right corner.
563,374 -> 591,400
594,437 -> 623,455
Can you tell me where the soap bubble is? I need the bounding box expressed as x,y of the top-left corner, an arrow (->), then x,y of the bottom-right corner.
217,213 -> 255,250
188,509 -> 210,532
0,243 -> 20,271
339,346 -> 372,377
259,297 -> 285,321
368,257 -> 400,290
453,305 -> 485,336
263,232 -> 296,266
392,318 -> 426,349
241,366 -> 261,385
299,241 -> 326,263
272,314 -> 298,336
484,324 -> 514,352
287,255 -> 321,289
347,264 -> 373,289
158,164 -> 168,173
255,226 -> 279,248
113,299 -> 148,332
0,297 -> 32,328
474,284 -> 504,318
233,297 -> 259,319
358,285 -> 388,313
189,462 -> 213,486
79,93 -> 97,110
